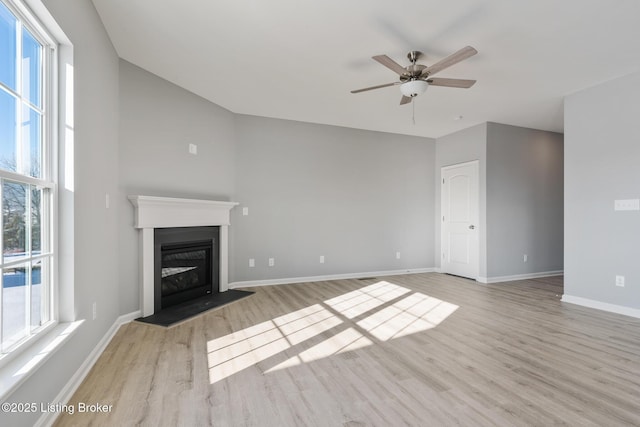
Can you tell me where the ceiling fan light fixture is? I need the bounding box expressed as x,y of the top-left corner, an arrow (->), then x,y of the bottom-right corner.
400,80 -> 429,97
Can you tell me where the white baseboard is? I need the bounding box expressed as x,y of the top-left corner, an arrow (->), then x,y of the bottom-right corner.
561,295 -> 640,319
229,268 -> 435,289
476,270 -> 563,284
35,310 -> 141,427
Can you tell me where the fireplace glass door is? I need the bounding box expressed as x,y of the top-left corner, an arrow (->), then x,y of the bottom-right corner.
161,242 -> 212,307
154,226 -> 219,311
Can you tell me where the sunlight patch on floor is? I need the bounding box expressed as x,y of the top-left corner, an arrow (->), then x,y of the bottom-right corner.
265,327 -> 373,373
208,304 -> 342,383
208,281 -> 459,383
324,281 -> 410,319
273,303 -> 342,345
357,292 -> 459,341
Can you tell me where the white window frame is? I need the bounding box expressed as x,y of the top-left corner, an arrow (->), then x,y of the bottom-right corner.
0,0 -> 58,366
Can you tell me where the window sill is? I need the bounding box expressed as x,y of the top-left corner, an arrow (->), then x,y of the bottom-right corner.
0,320 -> 84,401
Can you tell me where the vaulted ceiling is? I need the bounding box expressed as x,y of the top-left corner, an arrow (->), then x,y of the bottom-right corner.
92,0 -> 640,138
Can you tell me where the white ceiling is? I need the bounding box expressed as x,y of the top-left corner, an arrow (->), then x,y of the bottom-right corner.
91,0 -> 640,139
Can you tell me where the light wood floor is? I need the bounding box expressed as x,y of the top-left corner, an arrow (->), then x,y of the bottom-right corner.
54,273 -> 640,426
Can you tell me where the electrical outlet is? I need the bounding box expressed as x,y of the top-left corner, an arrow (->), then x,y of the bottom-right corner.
92,302 -> 97,320
242,207 -> 249,216
188,143 -> 198,155
268,258 -> 275,267
523,254 -> 528,262
616,275 -> 625,287
614,199 -> 639,211
249,258 -> 255,268
396,252 -> 401,259
320,255 -> 325,264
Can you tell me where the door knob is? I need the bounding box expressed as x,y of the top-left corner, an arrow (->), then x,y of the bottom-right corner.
469,225 -> 475,230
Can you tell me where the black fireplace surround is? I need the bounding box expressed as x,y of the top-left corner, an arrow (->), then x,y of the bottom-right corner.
154,226 -> 219,312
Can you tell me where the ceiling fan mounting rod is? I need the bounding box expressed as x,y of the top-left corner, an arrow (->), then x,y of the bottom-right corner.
407,50 -> 422,64
403,51 -> 427,79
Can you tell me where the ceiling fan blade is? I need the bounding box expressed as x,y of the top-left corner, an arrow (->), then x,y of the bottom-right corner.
351,82 -> 398,94
427,78 -> 476,88
400,95 -> 412,105
422,46 -> 477,77
372,55 -> 408,76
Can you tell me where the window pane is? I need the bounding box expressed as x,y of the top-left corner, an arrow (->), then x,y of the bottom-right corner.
31,186 -> 42,255
0,2 -> 17,91
22,104 -> 41,178
0,90 -> 17,172
22,28 -> 42,108
31,260 -> 41,329
0,1 -> 54,354
2,265 -> 27,351
3,181 -> 27,263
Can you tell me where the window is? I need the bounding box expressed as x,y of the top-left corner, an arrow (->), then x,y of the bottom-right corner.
0,0 -> 55,356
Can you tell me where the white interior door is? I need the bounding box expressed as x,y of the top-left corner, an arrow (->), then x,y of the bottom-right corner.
441,161 -> 479,279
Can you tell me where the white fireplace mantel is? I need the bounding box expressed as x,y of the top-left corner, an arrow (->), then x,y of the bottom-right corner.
128,195 -> 239,317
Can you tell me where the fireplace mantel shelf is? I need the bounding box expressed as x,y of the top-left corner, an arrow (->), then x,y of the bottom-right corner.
128,195 -> 239,229
128,195 -> 238,316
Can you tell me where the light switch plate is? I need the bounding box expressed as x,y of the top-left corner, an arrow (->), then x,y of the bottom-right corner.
189,143 -> 198,155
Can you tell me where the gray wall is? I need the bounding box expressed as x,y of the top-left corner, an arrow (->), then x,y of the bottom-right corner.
116,63 -> 435,305
435,123 -> 488,277
434,122 -> 564,281
1,0 -> 121,425
486,123 -> 564,277
232,115 -> 435,283
117,60 -> 237,313
564,71 -> 640,309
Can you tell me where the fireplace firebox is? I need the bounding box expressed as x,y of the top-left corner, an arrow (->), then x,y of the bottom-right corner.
154,226 -> 219,311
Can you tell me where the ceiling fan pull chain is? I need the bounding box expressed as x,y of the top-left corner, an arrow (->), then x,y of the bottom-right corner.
412,99 -> 416,125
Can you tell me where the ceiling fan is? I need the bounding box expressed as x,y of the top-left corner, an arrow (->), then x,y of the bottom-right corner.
351,46 -> 478,105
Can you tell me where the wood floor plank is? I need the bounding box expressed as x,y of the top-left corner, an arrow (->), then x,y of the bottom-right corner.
53,273 -> 640,426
